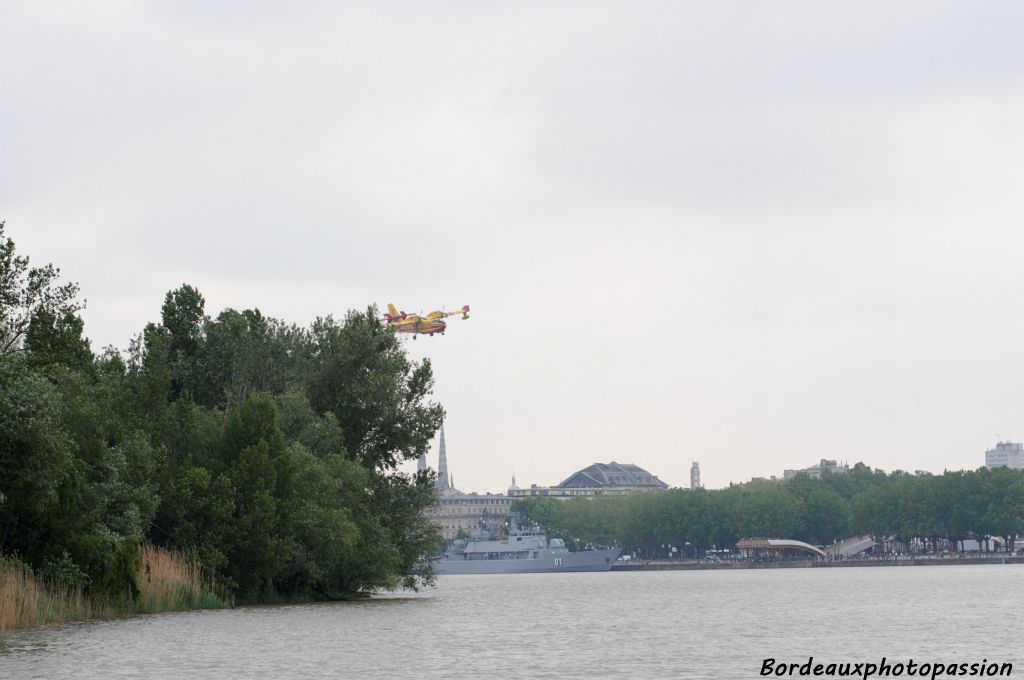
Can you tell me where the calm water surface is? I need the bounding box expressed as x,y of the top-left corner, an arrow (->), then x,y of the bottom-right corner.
1,566 -> 1021,679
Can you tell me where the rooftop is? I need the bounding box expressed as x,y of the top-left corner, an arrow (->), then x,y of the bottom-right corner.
557,462 -> 668,490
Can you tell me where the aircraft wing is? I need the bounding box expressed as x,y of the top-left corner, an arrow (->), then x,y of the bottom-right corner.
440,305 -> 470,318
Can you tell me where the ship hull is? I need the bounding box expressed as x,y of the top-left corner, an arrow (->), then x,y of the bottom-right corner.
432,548 -> 621,575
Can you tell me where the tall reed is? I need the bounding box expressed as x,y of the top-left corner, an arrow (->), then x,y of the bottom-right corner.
134,543 -> 225,613
0,545 -> 225,631
0,557 -> 113,631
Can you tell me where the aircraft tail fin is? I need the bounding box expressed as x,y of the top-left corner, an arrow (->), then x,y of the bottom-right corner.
386,303 -> 400,320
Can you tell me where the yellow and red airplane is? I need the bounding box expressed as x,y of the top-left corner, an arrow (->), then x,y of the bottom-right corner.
384,304 -> 470,338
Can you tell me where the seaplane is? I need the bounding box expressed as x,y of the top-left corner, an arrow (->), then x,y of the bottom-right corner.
384,304 -> 470,339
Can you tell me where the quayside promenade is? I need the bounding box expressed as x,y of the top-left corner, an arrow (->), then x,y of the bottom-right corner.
612,555 -> 1024,571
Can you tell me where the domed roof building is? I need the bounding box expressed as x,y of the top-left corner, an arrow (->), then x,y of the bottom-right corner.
508,462 -> 669,498
557,462 -> 668,492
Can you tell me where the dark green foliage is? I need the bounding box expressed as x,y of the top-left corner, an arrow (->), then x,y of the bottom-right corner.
0,221 -> 83,357
306,312 -> 443,471
161,284 -> 206,359
0,225 -> 440,604
25,309 -> 93,373
0,356 -> 152,600
0,356 -> 77,559
193,308 -> 306,409
160,284 -> 206,399
156,465 -> 235,575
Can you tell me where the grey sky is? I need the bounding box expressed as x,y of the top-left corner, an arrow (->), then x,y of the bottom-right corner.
4,2 -> 1024,490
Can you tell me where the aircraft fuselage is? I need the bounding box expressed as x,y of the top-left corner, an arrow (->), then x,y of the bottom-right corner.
393,319 -> 446,335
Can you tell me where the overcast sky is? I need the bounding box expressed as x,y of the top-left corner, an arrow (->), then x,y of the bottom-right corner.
4,2 -> 1024,491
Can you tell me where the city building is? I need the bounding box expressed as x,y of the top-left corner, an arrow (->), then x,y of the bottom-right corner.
421,432 -> 671,539
425,492 -> 514,541
421,423 -> 513,540
985,441 -> 1024,470
783,459 -> 849,480
690,461 -> 701,489
507,462 -> 669,498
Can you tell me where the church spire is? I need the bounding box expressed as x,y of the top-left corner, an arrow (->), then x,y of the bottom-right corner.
435,422 -> 450,491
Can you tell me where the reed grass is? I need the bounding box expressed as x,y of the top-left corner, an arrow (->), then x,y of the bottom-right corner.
0,545 -> 227,631
0,557 -> 113,631
134,543 -> 227,613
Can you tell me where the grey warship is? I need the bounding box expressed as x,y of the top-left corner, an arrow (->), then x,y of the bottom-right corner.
432,517 -> 620,575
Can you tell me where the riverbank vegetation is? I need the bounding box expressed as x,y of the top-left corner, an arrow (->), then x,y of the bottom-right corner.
0,544 -> 225,631
0,222 -> 442,627
514,464 -> 1024,558
0,555 -> 112,630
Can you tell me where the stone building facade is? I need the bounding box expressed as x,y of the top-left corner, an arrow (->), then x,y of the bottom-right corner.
420,423 -> 514,541
425,493 -> 513,541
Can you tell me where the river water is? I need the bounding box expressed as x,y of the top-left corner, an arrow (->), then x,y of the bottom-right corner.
1,565 -> 1021,679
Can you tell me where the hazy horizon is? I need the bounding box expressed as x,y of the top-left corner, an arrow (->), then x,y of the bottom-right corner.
5,2 -> 1024,490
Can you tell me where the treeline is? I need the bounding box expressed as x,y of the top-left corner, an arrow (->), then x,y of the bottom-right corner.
0,223 -> 441,604
514,464 -> 1024,558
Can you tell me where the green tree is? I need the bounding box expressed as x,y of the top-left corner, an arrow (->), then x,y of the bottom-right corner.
160,284 -> 207,399
786,475 -> 850,545
161,284 -> 206,359
0,356 -> 77,561
216,393 -> 297,599
195,308 -> 306,409
306,310 -> 442,471
24,308 -> 93,373
0,221 -> 83,356
281,446 -> 363,597
512,497 -> 561,529
0,226 -> 450,608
